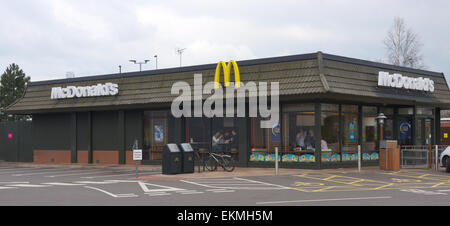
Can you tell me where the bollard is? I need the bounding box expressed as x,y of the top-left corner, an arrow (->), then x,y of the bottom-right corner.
435,145 -> 439,171
358,145 -> 361,172
275,147 -> 279,176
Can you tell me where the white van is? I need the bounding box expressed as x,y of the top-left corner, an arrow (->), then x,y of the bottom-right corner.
440,146 -> 450,172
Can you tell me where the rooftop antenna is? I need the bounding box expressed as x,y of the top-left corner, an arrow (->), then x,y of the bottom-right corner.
176,48 -> 186,67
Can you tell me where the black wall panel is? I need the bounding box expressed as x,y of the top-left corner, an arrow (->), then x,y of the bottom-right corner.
92,111 -> 118,150
0,121 -> 32,162
32,113 -> 71,150
76,112 -> 89,150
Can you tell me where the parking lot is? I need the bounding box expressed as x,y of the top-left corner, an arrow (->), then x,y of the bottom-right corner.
1,163 -> 450,206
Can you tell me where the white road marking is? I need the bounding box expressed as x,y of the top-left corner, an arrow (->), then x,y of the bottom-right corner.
234,177 -> 292,189
45,170 -> 107,178
74,181 -> 119,185
0,167 -> 35,171
7,184 -> 52,188
210,190 -> 235,193
0,186 -> 17,190
0,182 -> 29,184
175,190 -> 204,195
0,168 -> 60,175
80,172 -> 139,179
42,182 -> 85,186
181,177 -> 291,190
146,192 -> 171,196
138,181 -> 185,193
13,169 -> 88,176
84,186 -> 138,198
256,196 -> 393,205
401,189 -> 447,195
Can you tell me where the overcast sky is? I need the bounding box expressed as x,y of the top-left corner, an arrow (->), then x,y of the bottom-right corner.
1,0 -> 449,85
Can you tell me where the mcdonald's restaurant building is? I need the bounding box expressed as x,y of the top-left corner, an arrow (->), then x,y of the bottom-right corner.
5,52 -> 450,169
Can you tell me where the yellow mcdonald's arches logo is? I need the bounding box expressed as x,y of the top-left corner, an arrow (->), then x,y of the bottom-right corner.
215,60 -> 241,89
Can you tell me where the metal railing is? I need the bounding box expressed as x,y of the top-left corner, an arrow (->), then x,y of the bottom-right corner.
400,145 -> 447,169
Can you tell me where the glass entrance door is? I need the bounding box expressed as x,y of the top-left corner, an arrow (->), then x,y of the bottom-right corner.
415,118 -> 433,145
398,117 -> 413,145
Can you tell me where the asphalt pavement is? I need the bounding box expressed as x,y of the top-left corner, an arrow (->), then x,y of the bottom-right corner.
1,162 -> 450,206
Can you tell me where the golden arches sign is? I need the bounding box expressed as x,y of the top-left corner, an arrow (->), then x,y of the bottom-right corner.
214,60 -> 241,89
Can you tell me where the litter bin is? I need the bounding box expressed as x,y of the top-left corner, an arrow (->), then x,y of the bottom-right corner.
162,144 -> 182,175
179,143 -> 195,174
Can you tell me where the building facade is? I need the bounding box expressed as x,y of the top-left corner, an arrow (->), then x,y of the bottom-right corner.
6,52 -> 450,169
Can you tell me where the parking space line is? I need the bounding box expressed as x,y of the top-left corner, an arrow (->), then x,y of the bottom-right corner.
84,186 -> 138,198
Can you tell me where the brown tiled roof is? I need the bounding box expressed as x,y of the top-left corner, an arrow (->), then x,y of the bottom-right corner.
5,52 -> 450,114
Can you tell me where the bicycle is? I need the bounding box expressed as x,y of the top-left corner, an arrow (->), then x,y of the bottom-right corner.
204,151 -> 235,172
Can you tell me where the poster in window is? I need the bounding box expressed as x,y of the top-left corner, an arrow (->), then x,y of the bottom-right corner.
348,121 -> 356,142
399,121 -> 411,140
271,122 -> 281,142
154,124 -> 164,142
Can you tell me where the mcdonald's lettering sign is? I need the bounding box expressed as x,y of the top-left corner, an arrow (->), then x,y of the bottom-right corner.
215,60 -> 241,89
171,60 -> 280,129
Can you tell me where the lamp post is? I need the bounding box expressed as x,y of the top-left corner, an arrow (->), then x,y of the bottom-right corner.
129,59 -> 150,72
154,55 -> 158,69
376,112 -> 388,170
376,113 -> 387,141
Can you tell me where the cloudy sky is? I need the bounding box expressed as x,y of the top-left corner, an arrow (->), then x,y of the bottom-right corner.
1,0 -> 449,85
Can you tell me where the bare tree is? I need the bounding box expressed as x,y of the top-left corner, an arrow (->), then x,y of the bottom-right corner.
384,17 -> 426,69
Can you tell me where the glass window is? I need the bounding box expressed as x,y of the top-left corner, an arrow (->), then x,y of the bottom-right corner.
380,107 -> 394,140
362,106 -> 379,161
143,111 -> 172,160
280,104 -> 316,164
424,119 -> 433,145
249,117 -> 281,162
321,104 -> 339,162
186,117 -> 211,155
416,107 -> 434,116
212,117 -> 239,160
415,118 -> 423,145
399,107 -> 413,115
341,105 -> 358,161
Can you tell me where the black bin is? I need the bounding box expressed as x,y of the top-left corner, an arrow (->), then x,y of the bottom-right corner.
179,143 -> 195,174
162,144 -> 182,175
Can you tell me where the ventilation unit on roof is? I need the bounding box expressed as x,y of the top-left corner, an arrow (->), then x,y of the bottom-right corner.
66,72 -> 75,79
